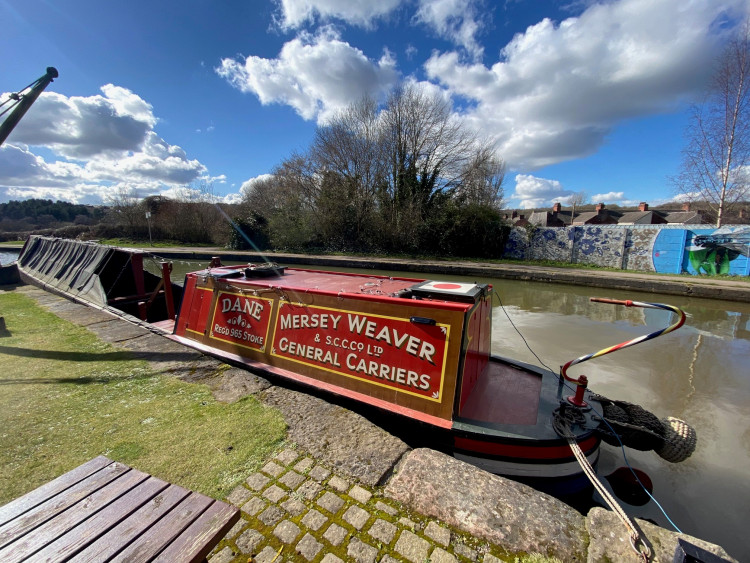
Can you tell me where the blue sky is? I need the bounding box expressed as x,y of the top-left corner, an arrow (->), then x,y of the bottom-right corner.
1,0 -> 747,209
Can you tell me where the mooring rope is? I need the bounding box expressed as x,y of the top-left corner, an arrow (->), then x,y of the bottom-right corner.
566,435 -> 651,561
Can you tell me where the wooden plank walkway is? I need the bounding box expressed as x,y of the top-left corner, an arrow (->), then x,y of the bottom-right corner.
0,456 -> 239,562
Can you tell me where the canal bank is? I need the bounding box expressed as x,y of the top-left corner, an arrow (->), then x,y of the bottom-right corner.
3,244 -> 749,301
155,249 -> 750,303
0,279 -> 739,562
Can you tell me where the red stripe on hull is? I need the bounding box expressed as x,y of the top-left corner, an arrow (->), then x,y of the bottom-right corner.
454,435 -> 599,460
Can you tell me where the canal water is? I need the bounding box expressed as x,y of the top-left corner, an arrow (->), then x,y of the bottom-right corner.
7,249 -> 750,558
0,250 -> 19,265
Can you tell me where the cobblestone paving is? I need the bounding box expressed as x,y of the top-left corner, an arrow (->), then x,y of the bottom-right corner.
209,448 -> 507,563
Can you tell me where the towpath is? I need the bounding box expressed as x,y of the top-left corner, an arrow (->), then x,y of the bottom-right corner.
0,280 -> 737,562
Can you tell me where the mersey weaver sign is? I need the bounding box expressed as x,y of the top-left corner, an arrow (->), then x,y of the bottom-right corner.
270,303 -> 449,402
209,291 -> 274,352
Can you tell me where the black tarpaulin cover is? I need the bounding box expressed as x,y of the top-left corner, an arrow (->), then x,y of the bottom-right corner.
18,236 -> 119,306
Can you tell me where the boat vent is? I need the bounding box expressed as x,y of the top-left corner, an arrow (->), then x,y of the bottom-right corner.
244,263 -> 286,278
409,281 -> 488,303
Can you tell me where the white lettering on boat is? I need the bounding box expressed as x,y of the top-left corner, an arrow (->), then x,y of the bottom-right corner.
347,314 -> 435,364
344,353 -> 431,390
279,313 -> 342,331
221,296 -> 264,322
278,337 -> 341,367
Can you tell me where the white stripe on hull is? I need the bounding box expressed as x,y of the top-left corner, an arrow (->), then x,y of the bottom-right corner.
455,449 -> 599,479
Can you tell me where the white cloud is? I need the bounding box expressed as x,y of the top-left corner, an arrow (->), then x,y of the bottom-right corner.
217,27 -> 399,123
425,0 -> 748,170
275,0 -> 402,29
591,191 -> 626,202
414,0 -> 484,59
221,192 -> 244,204
512,173 -> 572,208
240,174 -> 275,194
589,191 -> 641,206
8,85 -> 157,159
0,86 -> 209,204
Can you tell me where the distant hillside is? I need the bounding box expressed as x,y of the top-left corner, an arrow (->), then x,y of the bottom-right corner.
0,199 -> 105,233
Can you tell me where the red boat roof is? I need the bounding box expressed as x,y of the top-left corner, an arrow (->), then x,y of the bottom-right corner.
189,266 -> 480,310
196,266 -> 420,294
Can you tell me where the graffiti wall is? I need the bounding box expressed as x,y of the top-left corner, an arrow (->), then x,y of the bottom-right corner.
504,225 -> 750,276
653,226 -> 750,275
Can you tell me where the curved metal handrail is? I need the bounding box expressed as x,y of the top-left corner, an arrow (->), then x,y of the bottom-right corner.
561,298 -> 686,384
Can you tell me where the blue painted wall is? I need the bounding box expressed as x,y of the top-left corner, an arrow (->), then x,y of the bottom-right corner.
654,227 -> 750,276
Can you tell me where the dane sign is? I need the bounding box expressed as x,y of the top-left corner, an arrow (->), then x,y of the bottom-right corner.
271,302 -> 449,401
209,291 -> 274,352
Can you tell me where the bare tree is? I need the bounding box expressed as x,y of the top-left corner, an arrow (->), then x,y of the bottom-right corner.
240,84 -> 508,253
382,84 -> 475,211
674,24 -> 750,227
105,186 -> 144,234
241,175 -> 283,217
311,97 -> 385,240
567,191 -> 589,222
172,180 -> 224,243
457,145 -> 505,208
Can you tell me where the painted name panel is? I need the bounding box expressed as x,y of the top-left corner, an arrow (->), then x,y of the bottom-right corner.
270,302 -> 449,402
209,290 -> 274,351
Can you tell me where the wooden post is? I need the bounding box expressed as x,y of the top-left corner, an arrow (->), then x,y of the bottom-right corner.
161,261 -> 175,320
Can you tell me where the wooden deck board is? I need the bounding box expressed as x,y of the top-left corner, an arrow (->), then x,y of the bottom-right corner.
0,469 -> 148,563
67,484 -> 191,562
0,457 -> 239,563
0,461 -> 129,550
29,477 -> 170,563
0,456 -> 112,527
111,492 -> 213,561
152,501 -> 240,563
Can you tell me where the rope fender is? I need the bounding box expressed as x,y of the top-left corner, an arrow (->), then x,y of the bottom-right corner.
592,396 -> 665,451
590,394 -> 697,463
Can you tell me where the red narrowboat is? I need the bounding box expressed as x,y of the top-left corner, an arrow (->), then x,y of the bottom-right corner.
169,263 -> 601,495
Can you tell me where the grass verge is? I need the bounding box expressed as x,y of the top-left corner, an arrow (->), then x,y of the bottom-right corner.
98,238 -> 221,249
0,291 -> 286,504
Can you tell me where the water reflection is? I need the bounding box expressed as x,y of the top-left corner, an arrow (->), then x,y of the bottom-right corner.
487,280 -> 750,561
0,250 -> 19,265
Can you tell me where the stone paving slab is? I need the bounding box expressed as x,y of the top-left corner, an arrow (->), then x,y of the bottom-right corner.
48,303 -> 116,326
386,449 -> 588,561
586,507 -> 737,563
85,318 -> 152,342
116,332 -> 208,373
